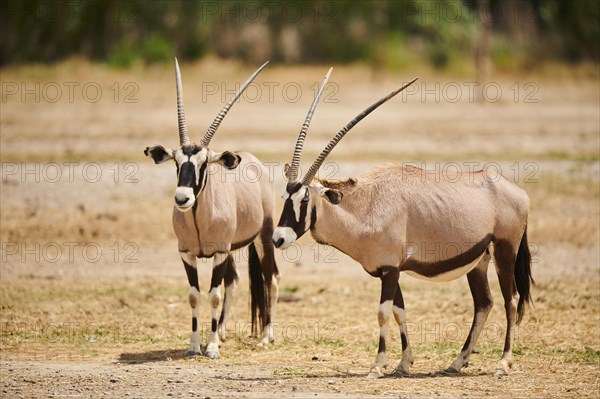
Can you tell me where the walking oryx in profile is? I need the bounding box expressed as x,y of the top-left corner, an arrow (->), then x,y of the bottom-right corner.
273,71 -> 533,378
144,59 -> 279,359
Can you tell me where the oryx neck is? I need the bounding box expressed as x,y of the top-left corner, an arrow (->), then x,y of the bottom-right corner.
311,195 -> 366,259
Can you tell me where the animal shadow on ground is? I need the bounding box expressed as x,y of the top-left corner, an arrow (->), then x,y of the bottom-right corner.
118,349 -> 188,364
386,370 -> 492,379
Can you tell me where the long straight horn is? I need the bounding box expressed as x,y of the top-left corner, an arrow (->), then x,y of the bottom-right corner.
200,61 -> 269,147
287,67 -> 333,182
175,57 -> 190,146
301,77 -> 418,186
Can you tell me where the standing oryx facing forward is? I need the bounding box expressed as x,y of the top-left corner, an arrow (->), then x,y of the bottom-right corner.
273,71 -> 533,378
145,59 -> 279,359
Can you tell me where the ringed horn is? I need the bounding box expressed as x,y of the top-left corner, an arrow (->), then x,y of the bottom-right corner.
173,57 -> 269,147
299,77 -> 419,186
286,67 -> 333,182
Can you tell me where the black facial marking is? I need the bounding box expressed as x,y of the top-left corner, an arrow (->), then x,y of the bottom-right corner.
277,182 -> 310,238
176,145 -> 208,196
178,161 -> 196,187
182,145 -> 201,156
197,160 -> 208,194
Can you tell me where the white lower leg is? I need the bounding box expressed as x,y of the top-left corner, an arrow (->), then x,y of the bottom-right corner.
218,281 -> 236,342
188,286 -> 201,354
261,277 -> 279,345
392,305 -> 413,374
206,253 -> 227,359
368,300 -> 392,379
449,309 -> 489,372
206,285 -> 221,358
496,297 -> 517,376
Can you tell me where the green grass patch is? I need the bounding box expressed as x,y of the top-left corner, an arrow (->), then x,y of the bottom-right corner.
280,285 -> 300,295
314,338 -> 347,348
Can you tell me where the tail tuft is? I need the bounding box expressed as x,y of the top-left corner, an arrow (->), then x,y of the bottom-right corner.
248,242 -> 267,336
515,226 -> 534,324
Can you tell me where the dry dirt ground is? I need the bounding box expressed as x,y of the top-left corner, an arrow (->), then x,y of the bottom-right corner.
1,59 -> 599,398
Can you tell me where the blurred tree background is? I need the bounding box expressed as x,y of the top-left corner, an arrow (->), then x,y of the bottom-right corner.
1,0 -> 598,71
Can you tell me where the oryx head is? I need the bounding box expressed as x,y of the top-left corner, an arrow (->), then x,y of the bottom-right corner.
273,73 -> 418,249
144,58 -> 268,212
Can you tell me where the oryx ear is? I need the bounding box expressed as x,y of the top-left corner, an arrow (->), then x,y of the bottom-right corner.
316,185 -> 343,205
208,150 -> 241,169
144,145 -> 174,164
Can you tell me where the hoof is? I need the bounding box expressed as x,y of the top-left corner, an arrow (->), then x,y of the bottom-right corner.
472,347 -> 480,354
495,369 -> 508,377
496,359 -> 511,377
205,351 -> 220,360
444,367 -> 460,374
185,351 -> 202,357
367,368 -> 384,379
256,341 -> 267,349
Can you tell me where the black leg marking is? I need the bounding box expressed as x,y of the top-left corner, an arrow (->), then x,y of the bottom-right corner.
393,282 -> 405,308
379,266 -> 399,304
378,336 -> 386,353
492,240 -> 518,374
211,319 -> 217,333
378,268 -> 399,348
210,257 -> 229,290
401,333 -> 408,352
192,317 -> 197,332
461,261 -> 493,353
184,262 -> 199,291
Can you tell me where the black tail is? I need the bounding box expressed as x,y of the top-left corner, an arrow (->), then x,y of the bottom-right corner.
248,242 -> 267,336
515,226 -> 534,324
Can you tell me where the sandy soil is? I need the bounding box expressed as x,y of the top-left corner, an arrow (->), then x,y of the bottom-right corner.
1,59 -> 599,398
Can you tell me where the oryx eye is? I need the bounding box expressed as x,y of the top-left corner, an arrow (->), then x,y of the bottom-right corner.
301,190 -> 310,202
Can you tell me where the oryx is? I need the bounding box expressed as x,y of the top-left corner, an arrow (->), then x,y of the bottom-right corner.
273,72 -> 533,378
144,59 -> 279,359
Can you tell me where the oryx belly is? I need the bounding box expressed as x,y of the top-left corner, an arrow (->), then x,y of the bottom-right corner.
400,234 -> 493,282
403,251 -> 486,282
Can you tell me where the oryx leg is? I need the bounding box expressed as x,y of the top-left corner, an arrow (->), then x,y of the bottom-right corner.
392,283 -> 413,376
494,241 -> 518,376
206,252 -> 229,359
368,266 -> 400,379
447,248 -> 493,373
181,251 -> 201,356
258,219 -> 280,345
218,255 -> 238,342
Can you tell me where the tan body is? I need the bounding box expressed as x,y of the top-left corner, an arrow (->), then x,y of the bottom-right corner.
311,164 -> 529,276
